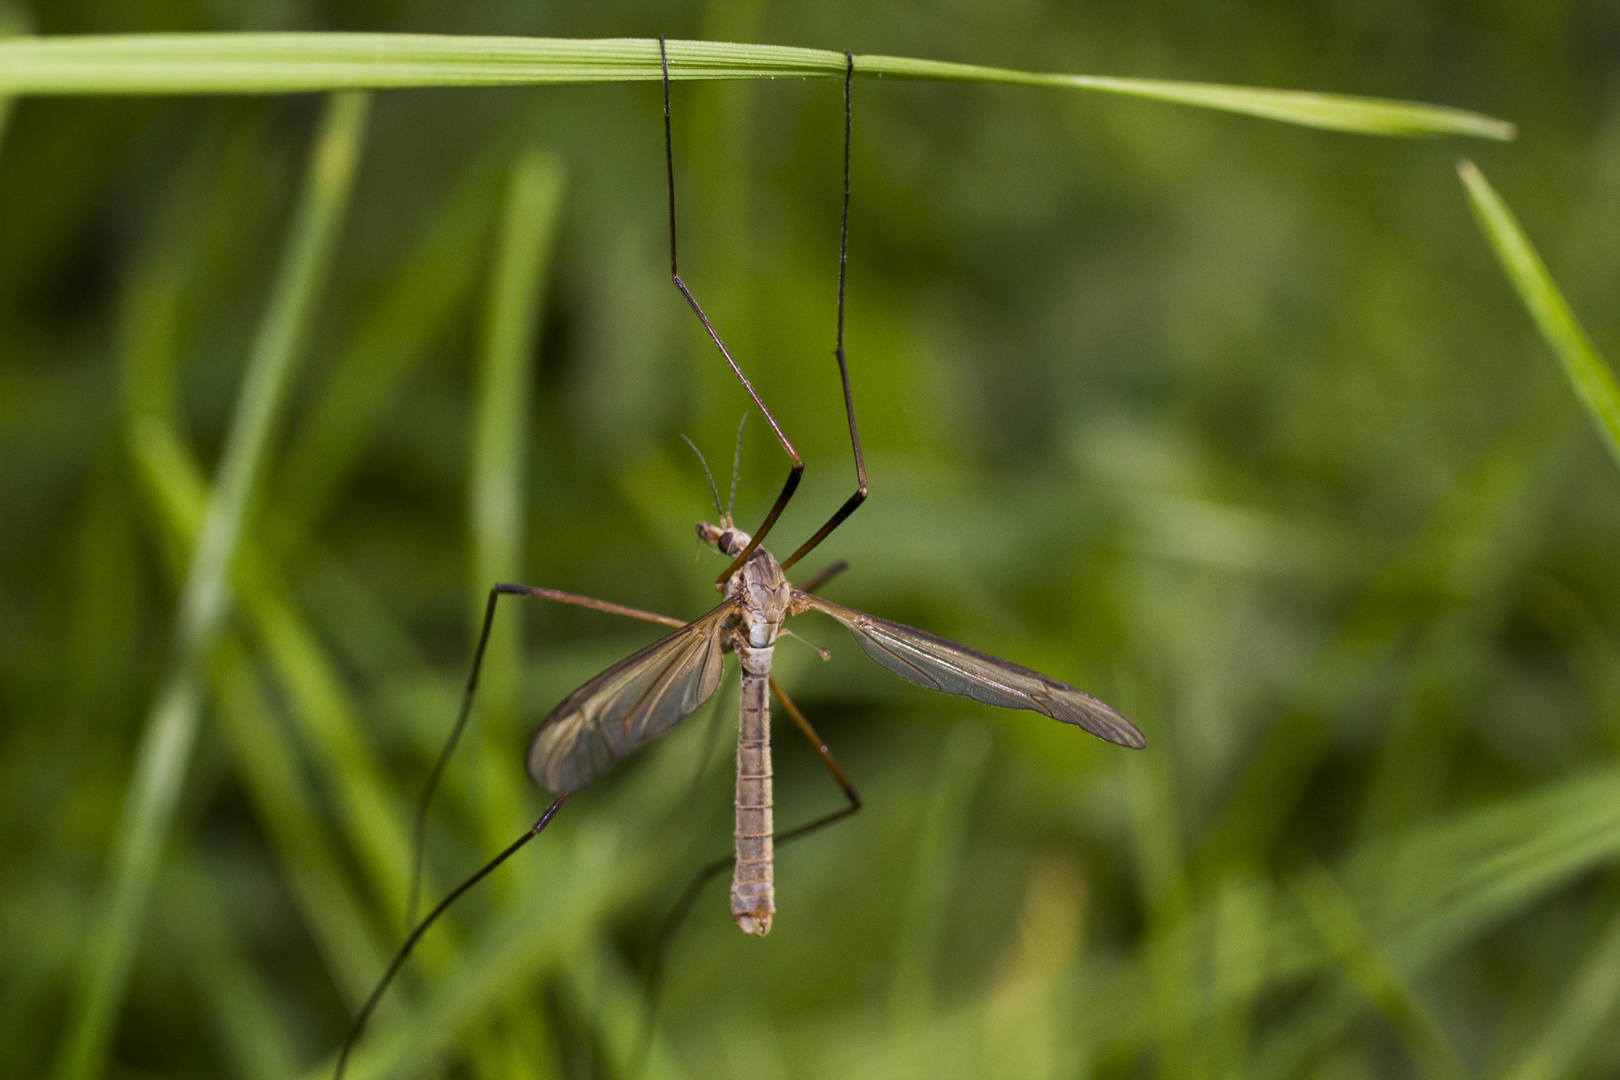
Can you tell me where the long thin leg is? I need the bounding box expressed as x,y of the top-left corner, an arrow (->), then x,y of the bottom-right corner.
335,794 -> 570,1080
408,583 -> 682,925
658,37 -> 803,584
782,53 -> 868,572
770,677 -> 863,827
795,559 -> 848,595
637,678 -> 860,1066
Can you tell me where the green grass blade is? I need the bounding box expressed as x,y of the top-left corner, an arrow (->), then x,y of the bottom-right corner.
130,418 -> 390,1004
472,150 -> 564,597
1115,680 -> 1195,1079
889,723 -> 991,1075
0,4 -> 31,155
871,55 -> 1515,139
176,90 -> 368,662
212,640 -> 392,1004
1243,983 -> 1364,1080
52,92 -> 368,1080
115,110 -> 280,447
467,148 -> 565,852
277,155 -> 500,535
167,854 -> 302,1080
147,432 -> 448,966
52,672 -> 203,1080
131,394 -> 480,1052
1090,768 -> 1620,1062
318,824 -> 626,1080
133,408 -> 474,1050
130,357 -> 461,978
0,34 -> 1513,138
1336,769 -> 1620,973
1499,900 -> 1620,1080
1459,160 -> 1620,471
1205,875 -> 1268,1078
1294,864 -> 1471,1080
1193,400 -> 1569,886
559,939 -> 689,1080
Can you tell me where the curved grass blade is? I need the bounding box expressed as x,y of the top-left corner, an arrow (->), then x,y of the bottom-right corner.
467,148 -> 566,852
51,92 -> 369,1080
133,390 -> 505,1073
313,826 -> 625,1080
0,4 -> 31,154
1498,900 -> 1620,1080
1087,768 -> 1620,1061
167,853 -> 302,1080
453,148 -> 567,1076
1459,160 -> 1620,471
278,153 -> 501,535
888,723 -> 991,1072
132,418 -> 390,1003
0,34 -> 1514,139
1294,864 -> 1471,1080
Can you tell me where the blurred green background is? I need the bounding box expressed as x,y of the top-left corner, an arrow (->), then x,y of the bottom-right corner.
5,3 -> 1620,1080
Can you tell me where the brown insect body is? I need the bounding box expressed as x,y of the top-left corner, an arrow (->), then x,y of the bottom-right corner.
716,525 -> 790,935
522,515 -> 1145,939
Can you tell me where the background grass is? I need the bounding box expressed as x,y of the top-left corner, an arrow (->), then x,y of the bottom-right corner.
3,3 -> 1620,1080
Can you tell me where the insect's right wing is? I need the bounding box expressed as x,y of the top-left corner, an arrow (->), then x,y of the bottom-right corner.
526,600 -> 738,793
793,591 -> 1145,749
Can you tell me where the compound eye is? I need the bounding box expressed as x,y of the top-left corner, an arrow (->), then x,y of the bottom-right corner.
717,530 -> 736,553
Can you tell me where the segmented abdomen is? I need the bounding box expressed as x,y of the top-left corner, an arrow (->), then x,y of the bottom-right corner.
731,667 -> 774,935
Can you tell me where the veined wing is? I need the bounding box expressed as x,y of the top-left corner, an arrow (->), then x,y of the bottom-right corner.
793,591 -> 1145,749
527,600 -> 738,793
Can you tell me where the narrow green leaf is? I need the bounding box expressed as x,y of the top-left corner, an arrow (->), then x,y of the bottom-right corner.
1294,865 -> 1472,1080
132,380 -> 512,1075
1499,900 -> 1620,1080
559,940 -> 689,1080
277,155 -> 501,535
889,723 -> 990,1075
53,92 -> 368,1080
136,413 -> 461,969
467,149 -> 566,853
212,641 -> 392,1006
130,418 -> 389,1005
319,825 -> 626,1080
1459,159 -> 1620,471
167,854 -> 302,1080
1124,700 -> 1185,919
175,91 -> 369,660
1206,876 -> 1268,1078
472,151 -> 564,597
1335,769 -> 1620,977
0,34 -> 1514,139
0,4 -> 31,154
873,55 -> 1516,139
1243,982 -> 1364,1080
1089,767 -> 1620,1062
1117,680 -> 1197,1079
132,389 -> 496,1069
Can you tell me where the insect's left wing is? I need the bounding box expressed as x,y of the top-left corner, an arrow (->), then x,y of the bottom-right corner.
793,591 -> 1145,749
526,600 -> 738,793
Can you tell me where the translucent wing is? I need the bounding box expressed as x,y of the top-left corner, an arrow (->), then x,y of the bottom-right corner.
526,600 -> 737,793
794,591 -> 1145,749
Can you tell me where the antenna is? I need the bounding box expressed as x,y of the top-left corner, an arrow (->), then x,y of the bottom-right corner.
681,433 -> 725,518
727,412 -> 748,517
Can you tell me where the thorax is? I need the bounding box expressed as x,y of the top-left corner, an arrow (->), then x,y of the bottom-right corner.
727,549 -> 790,669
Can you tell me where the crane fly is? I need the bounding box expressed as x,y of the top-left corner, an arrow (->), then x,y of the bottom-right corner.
529,504 -> 1145,934
333,37 -> 1143,1079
